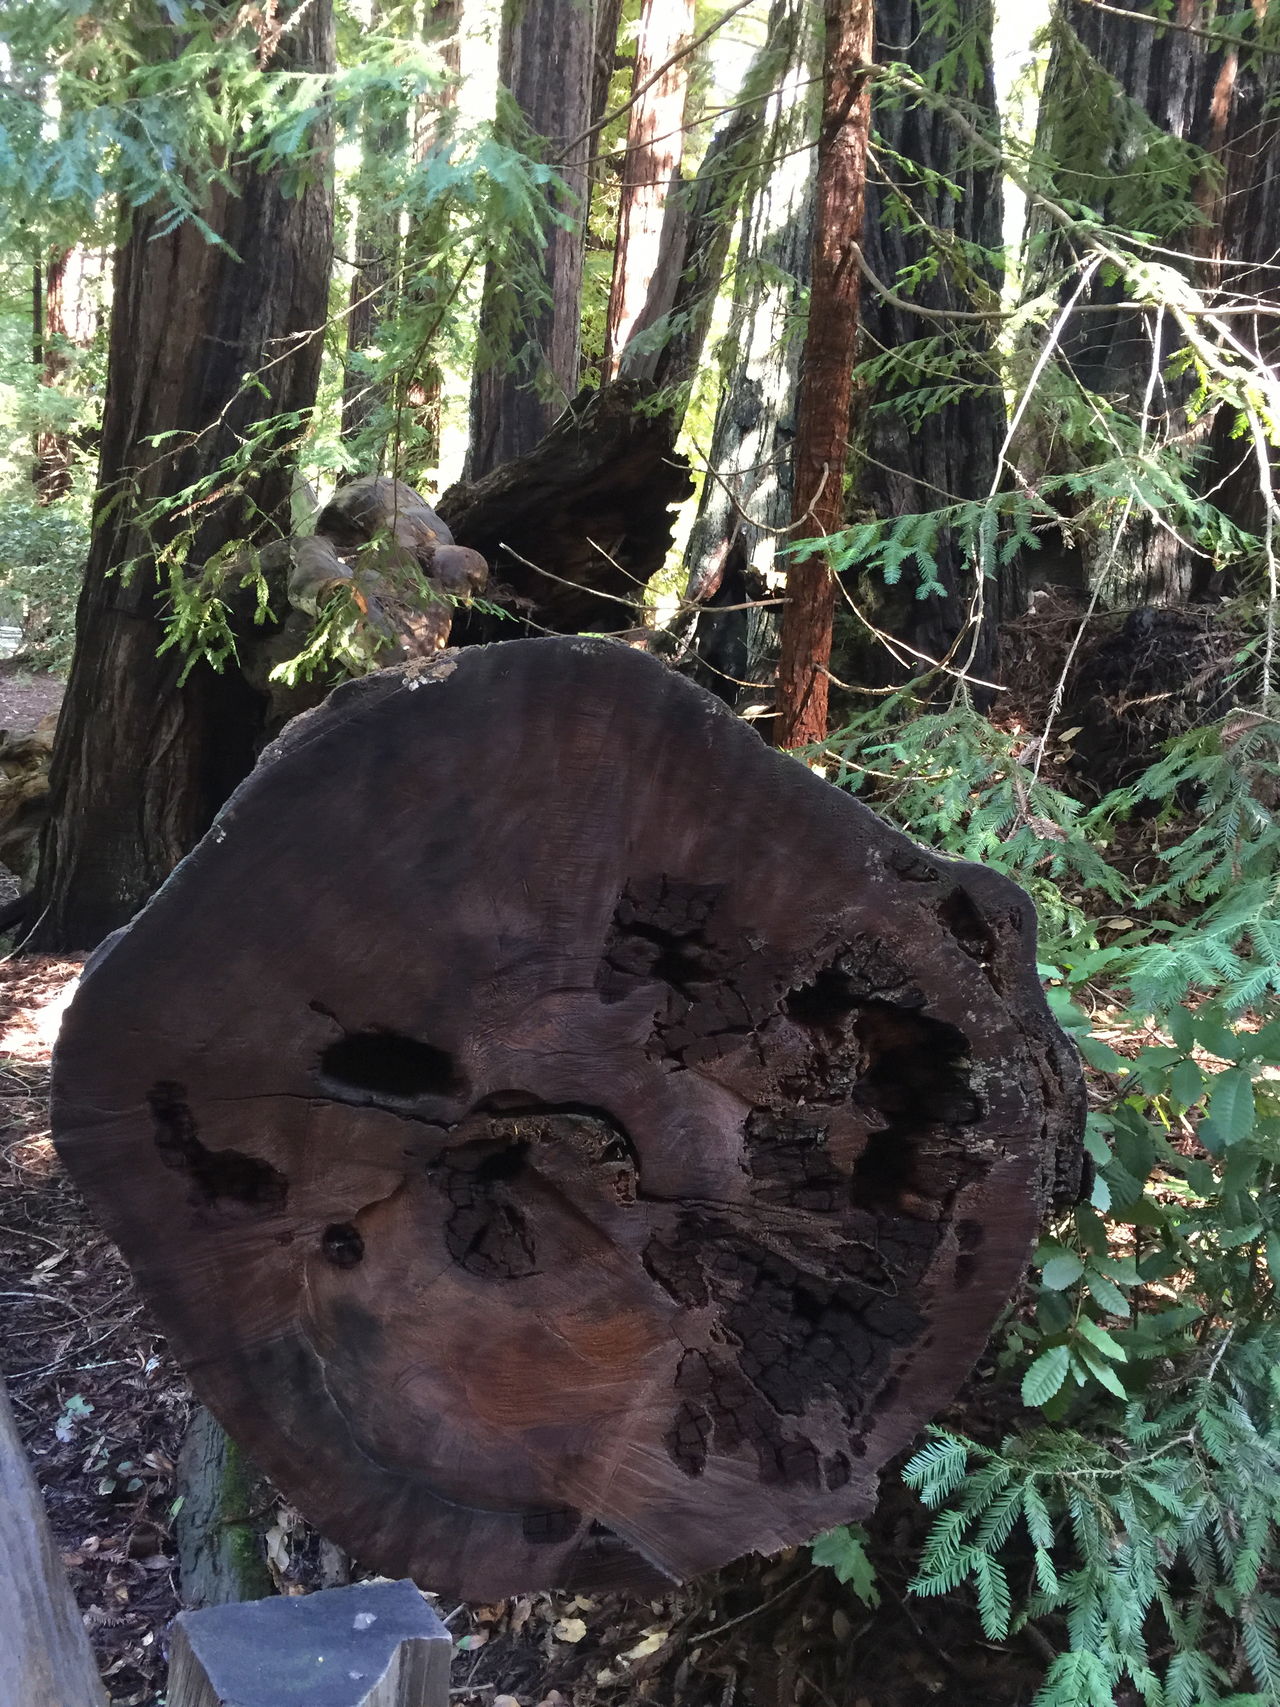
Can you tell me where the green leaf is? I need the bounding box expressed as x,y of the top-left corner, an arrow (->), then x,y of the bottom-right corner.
1074,1203 -> 1109,1255
1037,1290 -> 1072,1336
811,1525 -> 880,1608
1022,1344 -> 1071,1408
1073,1344 -> 1127,1398
1168,1007 -> 1197,1052
1041,1250 -> 1085,1290
1171,1057 -> 1206,1107
1184,1159 -> 1218,1196
1208,1067 -> 1256,1145
1084,1267 -> 1131,1317
1083,1122 -> 1113,1166
1080,1033 -> 1128,1072
1075,1314 -> 1126,1362
1196,1013 -> 1244,1061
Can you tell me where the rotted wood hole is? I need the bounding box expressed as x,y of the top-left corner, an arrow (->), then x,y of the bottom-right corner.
52,639 -> 1083,1599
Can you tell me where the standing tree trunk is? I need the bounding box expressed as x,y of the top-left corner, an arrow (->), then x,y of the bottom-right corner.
29,3 -> 334,952
1025,1 -> 1280,609
852,0 -> 1004,685
775,0 -> 874,749
399,0 -> 462,482
32,248 -> 74,504
681,0 -> 819,703
465,0 -> 594,480
341,0 -> 407,451
603,0 -> 694,376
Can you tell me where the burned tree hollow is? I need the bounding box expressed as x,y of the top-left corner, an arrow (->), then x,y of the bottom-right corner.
51,639 -> 1083,1600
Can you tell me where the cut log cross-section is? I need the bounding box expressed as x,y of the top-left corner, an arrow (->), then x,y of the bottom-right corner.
51,639 -> 1082,1600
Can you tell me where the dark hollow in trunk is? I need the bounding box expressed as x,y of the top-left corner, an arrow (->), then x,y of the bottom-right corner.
439,381 -> 693,636
52,638 -> 1083,1600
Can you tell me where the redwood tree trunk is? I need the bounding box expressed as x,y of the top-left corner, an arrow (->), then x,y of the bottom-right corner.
853,0 -> 1003,684
603,0 -> 694,376
53,638 -> 1085,1602
774,0 -> 874,750
33,248 -> 74,504
341,0 -> 405,449
465,0 -> 594,479
1028,1 -> 1280,608
681,0 -> 819,703
400,0 -> 462,481
29,3 -> 334,951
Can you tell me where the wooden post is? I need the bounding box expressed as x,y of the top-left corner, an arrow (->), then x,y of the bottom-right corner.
167,1579 -> 451,1707
0,1377 -> 107,1707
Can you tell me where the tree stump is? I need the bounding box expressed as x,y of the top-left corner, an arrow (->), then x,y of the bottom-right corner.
166,1579 -> 450,1707
51,639 -> 1083,1599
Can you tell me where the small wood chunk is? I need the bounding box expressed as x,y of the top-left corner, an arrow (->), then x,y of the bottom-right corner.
0,1379 -> 107,1707
166,1580 -> 451,1707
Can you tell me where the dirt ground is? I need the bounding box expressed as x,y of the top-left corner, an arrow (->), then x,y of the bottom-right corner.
0,660 -> 63,735
0,955 -> 1050,1707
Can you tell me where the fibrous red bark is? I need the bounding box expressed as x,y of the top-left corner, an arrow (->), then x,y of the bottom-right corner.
465,0 -> 594,479
775,0 -> 874,749
33,248 -> 74,503
28,4 -> 335,952
604,0 -> 694,375
53,638 -> 1083,1600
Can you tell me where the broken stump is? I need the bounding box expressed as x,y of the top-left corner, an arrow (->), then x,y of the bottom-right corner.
51,638 -> 1083,1599
166,1579 -> 450,1707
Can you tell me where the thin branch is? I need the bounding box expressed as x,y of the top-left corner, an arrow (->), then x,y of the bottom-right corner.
500,543 -> 787,617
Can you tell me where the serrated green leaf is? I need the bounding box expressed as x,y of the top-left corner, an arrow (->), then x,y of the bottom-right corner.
1022,1344 -> 1071,1408
1084,1267 -> 1131,1317
811,1524 -> 880,1608
1074,1203 -> 1109,1255
1041,1250 -> 1085,1290
1171,1057 -> 1205,1107
1084,1124 -> 1113,1166
1168,1007 -> 1197,1051
1080,1033 -> 1128,1072
1209,1067 -> 1256,1145
1074,1344 -> 1127,1398
1075,1314 -> 1126,1361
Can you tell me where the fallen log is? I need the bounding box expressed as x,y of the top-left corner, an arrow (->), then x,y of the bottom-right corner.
438,381 -> 694,636
51,639 -> 1083,1600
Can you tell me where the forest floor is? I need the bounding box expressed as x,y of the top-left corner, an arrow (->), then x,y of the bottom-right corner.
0,660 -> 64,733
0,956 -> 1055,1707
